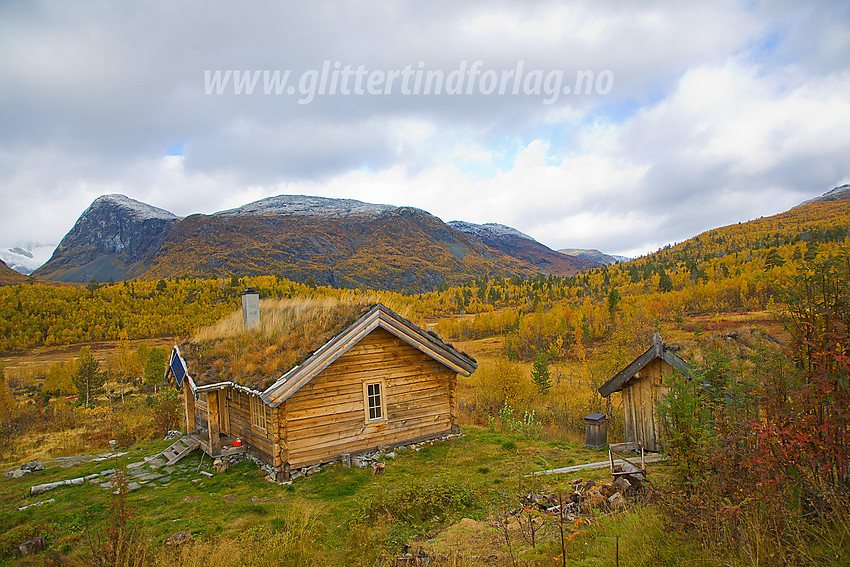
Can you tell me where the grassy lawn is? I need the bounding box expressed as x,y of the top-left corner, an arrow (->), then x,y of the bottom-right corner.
0,426 -> 700,566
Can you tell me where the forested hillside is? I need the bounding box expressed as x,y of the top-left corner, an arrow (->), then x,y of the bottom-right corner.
0,276 -> 407,354
3,197 -> 849,357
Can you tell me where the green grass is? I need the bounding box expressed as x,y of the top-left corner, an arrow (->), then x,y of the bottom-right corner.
0,427 -> 720,566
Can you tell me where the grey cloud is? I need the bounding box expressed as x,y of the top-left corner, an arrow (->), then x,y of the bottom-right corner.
1,0 -> 849,255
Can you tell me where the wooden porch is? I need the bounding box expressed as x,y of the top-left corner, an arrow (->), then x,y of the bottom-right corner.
192,431 -> 246,459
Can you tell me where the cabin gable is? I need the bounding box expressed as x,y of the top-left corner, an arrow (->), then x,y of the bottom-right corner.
282,326 -> 457,469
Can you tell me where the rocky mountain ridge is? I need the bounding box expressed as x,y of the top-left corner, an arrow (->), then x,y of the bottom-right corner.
558,248 -> 629,266
217,194 -> 396,218
33,194 -> 596,291
33,195 -> 180,282
797,184 -> 850,207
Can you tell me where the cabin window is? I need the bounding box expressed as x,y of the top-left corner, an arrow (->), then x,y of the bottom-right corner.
251,395 -> 266,431
363,381 -> 386,422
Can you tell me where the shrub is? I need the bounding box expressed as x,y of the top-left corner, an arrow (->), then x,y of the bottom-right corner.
353,481 -> 476,526
151,389 -> 181,437
474,359 -> 532,415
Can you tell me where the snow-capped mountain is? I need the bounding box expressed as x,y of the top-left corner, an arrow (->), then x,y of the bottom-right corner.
217,195 -> 397,218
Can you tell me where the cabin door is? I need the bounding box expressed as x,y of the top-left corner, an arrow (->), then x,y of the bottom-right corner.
218,391 -> 230,436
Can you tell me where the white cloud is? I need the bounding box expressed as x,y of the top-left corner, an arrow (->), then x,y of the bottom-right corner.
1,0 -> 849,264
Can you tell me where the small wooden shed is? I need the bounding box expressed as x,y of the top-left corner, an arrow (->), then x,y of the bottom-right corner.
167,300 -> 477,479
597,334 -> 689,452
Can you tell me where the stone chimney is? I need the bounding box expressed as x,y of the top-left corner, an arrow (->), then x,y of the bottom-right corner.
241,287 -> 260,330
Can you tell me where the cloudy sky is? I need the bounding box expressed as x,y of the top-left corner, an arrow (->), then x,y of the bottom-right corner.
2,0 -> 849,264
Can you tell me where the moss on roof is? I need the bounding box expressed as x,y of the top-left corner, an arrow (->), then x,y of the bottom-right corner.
181,298 -> 375,391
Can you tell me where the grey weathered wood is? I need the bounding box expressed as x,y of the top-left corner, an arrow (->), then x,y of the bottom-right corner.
598,336 -> 690,397
162,436 -> 200,465
609,443 -> 645,476
528,453 -> 667,476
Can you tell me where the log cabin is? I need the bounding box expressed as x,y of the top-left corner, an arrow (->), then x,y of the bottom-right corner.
167,292 -> 476,480
597,334 -> 689,452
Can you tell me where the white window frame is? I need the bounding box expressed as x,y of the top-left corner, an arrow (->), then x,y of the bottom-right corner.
363,379 -> 387,423
251,395 -> 266,431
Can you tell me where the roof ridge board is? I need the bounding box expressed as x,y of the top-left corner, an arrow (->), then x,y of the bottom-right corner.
598,345 -> 656,397
374,304 -> 476,366
598,341 -> 691,397
661,348 -> 691,377
375,314 -> 477,374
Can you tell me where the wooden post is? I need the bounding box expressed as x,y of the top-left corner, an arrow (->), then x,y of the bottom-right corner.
183,380 -> 196,434
278,403 -> 289,471
449,372 -> 459,433
219,391 -> 230,436
272,406 -> 282,470
207,390 -> 221,457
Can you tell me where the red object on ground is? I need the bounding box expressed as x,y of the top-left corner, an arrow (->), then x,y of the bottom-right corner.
233,438 -> 242,447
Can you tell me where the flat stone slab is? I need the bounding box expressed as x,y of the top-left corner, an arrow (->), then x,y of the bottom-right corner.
99,469 -> 116,476
104,452 -> 128,459
30,477 -> 85,495
126,461 -> 146,470
136,472 -> 164,482
18,498 -> 55,512
126,482 -> 142,491
53,455 -> 92,463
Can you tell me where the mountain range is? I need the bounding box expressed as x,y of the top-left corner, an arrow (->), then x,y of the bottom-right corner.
32,195 -> 597,292
557,248 -> 630,266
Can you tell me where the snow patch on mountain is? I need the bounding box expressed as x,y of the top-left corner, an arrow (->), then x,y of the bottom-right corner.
0,243 -> 57,274
448,221 -> 535,242
217,195 -> 397,218
94,194 -> 179,220
558,248 -> 630,265
798,184 -> 850,207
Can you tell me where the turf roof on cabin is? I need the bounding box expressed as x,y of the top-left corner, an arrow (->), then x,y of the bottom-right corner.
180,299 -> 375,391
179,298 -> 473,392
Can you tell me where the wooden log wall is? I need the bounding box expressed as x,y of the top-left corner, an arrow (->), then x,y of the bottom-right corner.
283,327 -> 456,469
226,389 -> 275,464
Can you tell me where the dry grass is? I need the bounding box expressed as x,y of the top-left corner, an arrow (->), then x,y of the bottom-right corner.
193,293 -> 411,342
0,425 -> 91,467
154,500 -> 322,567
185,295 -> 412,390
